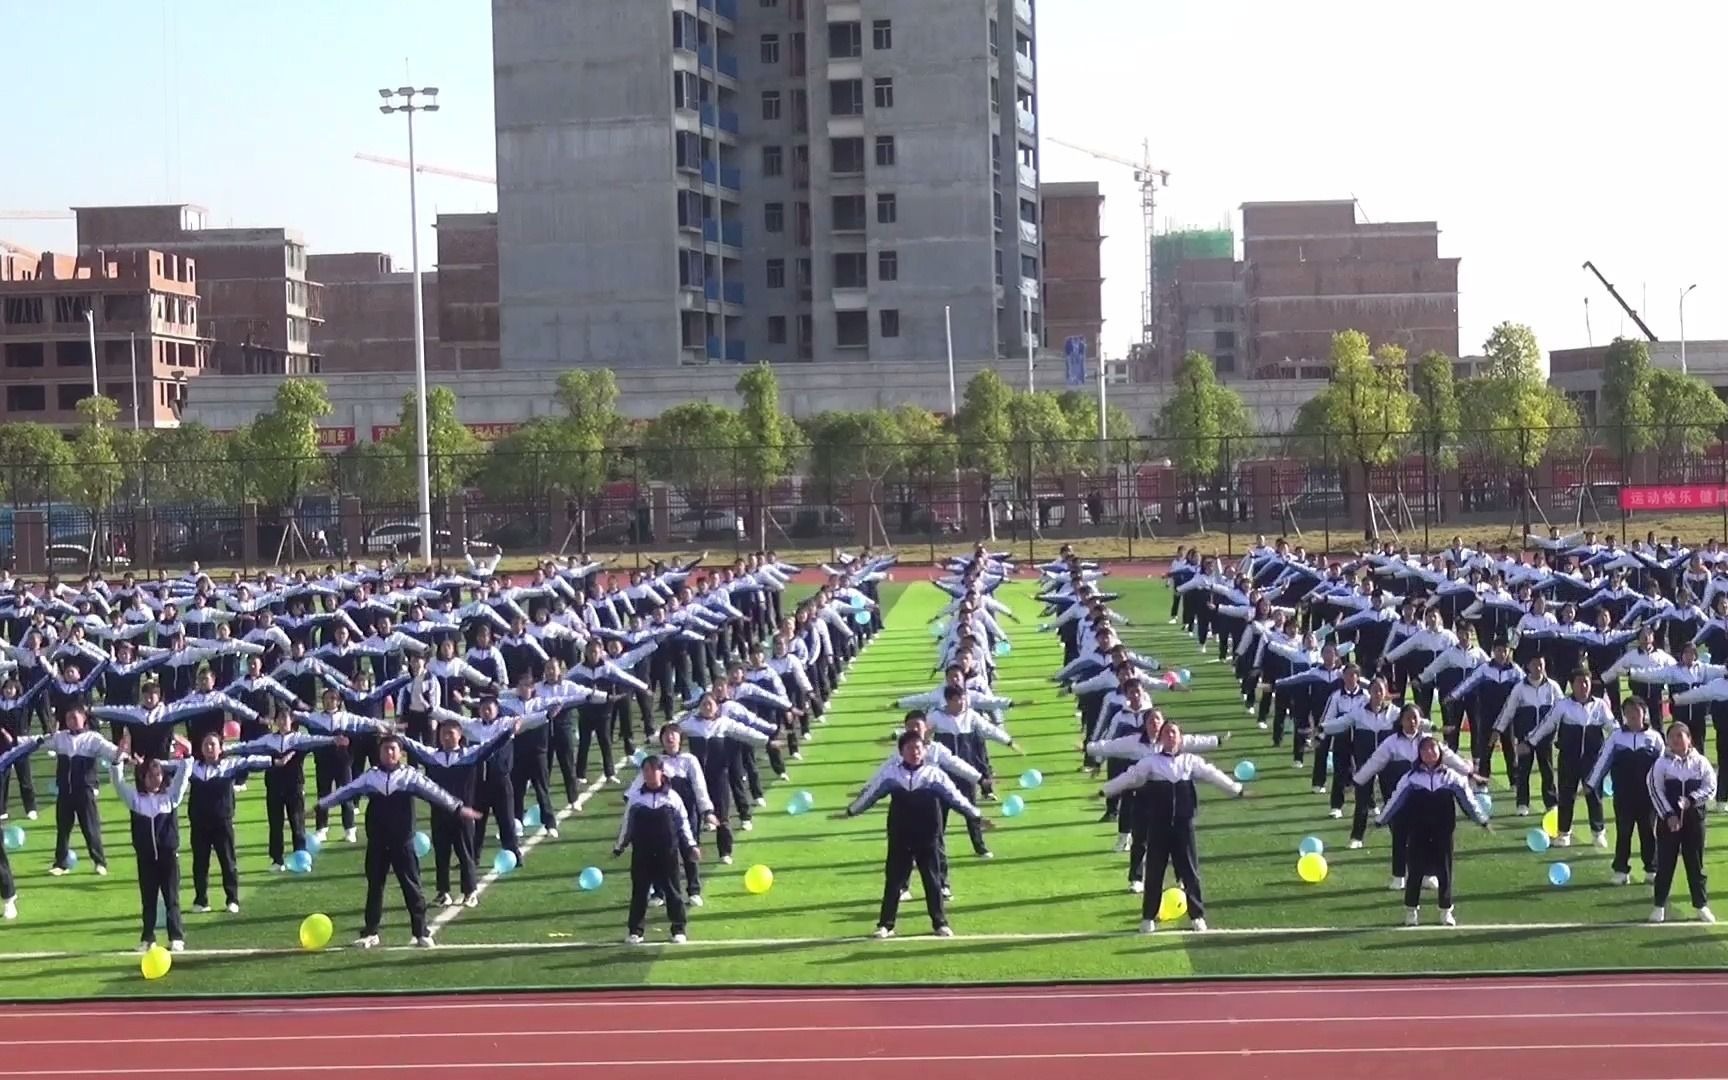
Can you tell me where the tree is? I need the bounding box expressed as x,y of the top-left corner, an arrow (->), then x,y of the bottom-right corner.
1600,338 -> 1654,457
1298,332 -> 1416,537
1156,351 -> 1254,530
805,410 -> 902,534
1463,322 -> 1567,471
1411,351 -> 1461,471
134,423 -> 235,504
382,385 -> 481,500
1005,392 -> 1074,494
233,378 -> 332,508
0,422 -> 73,504
69,397 -> 124,516
1647,370 -> 1728,453
1056,389 -> 1134,469
954,370 -> 1013,484
735,363 -> 795,542
890,405 -> 957,485
642,401 -> 744,516
551,368 -> 623,501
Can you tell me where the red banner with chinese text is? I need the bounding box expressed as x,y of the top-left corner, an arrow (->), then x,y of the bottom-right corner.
1619,486 -> 1728,511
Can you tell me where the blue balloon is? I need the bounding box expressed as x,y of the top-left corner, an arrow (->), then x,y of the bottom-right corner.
854,610 -> 871,626
1298,835 -> 1325,857
850,593 -> 867,610
1476,792 -> 1494,818
1019,769 -> 1043,790
1548,862 -> 1572,887
493,850 -> 519,875
3,825 -> 24,851
1233,761 -> 1257,782
1526,828 -> 1551,853
994,639 -> 1013,657
1603,776 -> 1615,798
304,833 -> 324,856
790,789 -> 815,812
523,804 -> 542,830
1176,668 -> 1192,685
1001,794 -> 1026,817
412,831 -> 432,858
577,866 -> 604,891
64,849 -> 79,870
931,620 -> 949,639
286,849 -> 313,874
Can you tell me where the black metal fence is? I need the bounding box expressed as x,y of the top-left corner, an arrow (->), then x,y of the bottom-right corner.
5,424 -> 1728,570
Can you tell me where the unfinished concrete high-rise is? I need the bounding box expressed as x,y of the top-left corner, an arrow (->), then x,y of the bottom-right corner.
491,0 -> 1043,369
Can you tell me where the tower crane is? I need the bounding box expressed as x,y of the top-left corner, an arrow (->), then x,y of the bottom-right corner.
1044,136 -> 1169,351
1581,261 -> 1658,343
354,153 -> 496,186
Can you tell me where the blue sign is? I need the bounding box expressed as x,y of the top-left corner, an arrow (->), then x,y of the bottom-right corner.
1064,336 -> 1087,386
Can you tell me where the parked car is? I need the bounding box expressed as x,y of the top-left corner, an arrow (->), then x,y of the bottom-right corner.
47,543 -> 130,571
364,522 -> 456,556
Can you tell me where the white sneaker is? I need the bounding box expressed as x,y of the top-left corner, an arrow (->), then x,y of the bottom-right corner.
315,828 -> 328,843
1650,907 -> 1667,924
271,863 -> 285,873
1,899 -> 14,920
671,933 -> 688,944
355,934 -> 381,949
135,942 -> 152,953
898,887 -> 912,901
413,936 -> 436,948
226,902 -> 240,914
1700,907 -> 1718,925
25,810 -> 37,821
649,895 -> 666,908
1129,881 -> 1145,895
776,773 -> 789,781
94,864 -> 107,877
1256,721 -> 1268,731
1312,786 -> 1327,795
1592,830 -> 1608,848
626,933 -> 645,945
940,885 -> 953,899
754,797 -> 767,808
192,904 -> 210,914
872,926 -> 895,939
1440,908 -> 1457,927
1422,876 -> 1439,889
1555,832 -> 1572,848
1328,808 -> 1343,819
169,940 -> 185,953
1389,876 -> 1405,891
1404,907 -> 1419,927
1139,919 -> 1157,934
1189,918 -> 1208,932
344,828 -> 358,843
434,893 -> 453,907
790,752 -> 803,762
1516,805 -> 1531,817
934,926 -> 954,938
1112,834 -> 1130,853
48,868 -> 65,877
463,894 -> 478,909
1348,839 -> 1364,850
1610,872 -> 1630,886
689,893 -> 704,907
1717,802 -> 1728,814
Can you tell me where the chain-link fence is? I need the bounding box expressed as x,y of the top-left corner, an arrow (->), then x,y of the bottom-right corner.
4,423 -> 1727,570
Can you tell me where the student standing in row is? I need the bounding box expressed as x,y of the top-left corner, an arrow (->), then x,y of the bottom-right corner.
1586,697 -> 1665,885
111,756 -> 194,953
1373,735 -> 1492,927
613,755 -> 701,944
1646,724 -> 1717,924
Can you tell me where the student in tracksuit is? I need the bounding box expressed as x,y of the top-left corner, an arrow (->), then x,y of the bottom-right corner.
1373,735 -> 1492,927
186,734 -> 275,914
1586,696 -> 1665,885
624,725 -> 716,906
1447,637 -> 1521,783
677,694 -> 772,865
0,732 -> 36,918
0,678 -> 49,821
1311,665 -> 1367,805
226,710 -> 341,870
319,735 -> 480,948
613,755 -> 702,944
1520,669 -> 1612,848
1087,707 -> 1226,894
112,756 -> 194,952
402,718 -> 514,908
928,684 -> 1020,859
1099,722 -> 1244,933
1493,656 -> 1563,815
1645,723 -> 1717,924
1353,704 -> 1479,889
839,730 -> 992,939
47,708 -> 124,875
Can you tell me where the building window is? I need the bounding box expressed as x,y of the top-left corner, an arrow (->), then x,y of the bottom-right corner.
764,202 -> 785,233
876,192 -> 897,224
880,309 -> 900,338
675,131 -> 702,169
833,252 -> 868,289
760,34 -> 780,64
827,21 -> 862,59
1212,305 -> 1232,321
832,194 -> 867,231
57,383 -> 88,411
989,19 -> 999,55
990,76 -> 1000,112
674,71 -> 700,109
995,249 -> 1004,285
829,78 -> 864,116
1214,330 -> 1236,349
831,136 -> 866,174
766,258 -> 786,289
761,90 -> 781,120
873,18 -> 893,49
5,385 -> 45,412
795,257 -> 812,291
1021,254 -> 1039,278
768,315 -> 788,344
878,250 -> 898,282
835,310 -> 869,348
762,145 -> 784,176
874,135 -> 896,167
872,77 -> 894,109
678,249 -> 705,287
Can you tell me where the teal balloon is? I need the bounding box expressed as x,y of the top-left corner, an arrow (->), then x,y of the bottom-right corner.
1001,794 -> 1026,817
523,805 -> 543,830
1547,862 -> 1572,886
64,849 -> 79,870
787,789 -> 815,814
577,866 -> 604,891
1602,776 -> 1615,797
492,850 -> 519,875
1176,668 -> 1192,684
303,833 -> 324,856
412,831 -> 432,858
630,749 -> 649,767
850,593 -> 867,610
994,639 -> 1013,657
1233,761 -> 1257,782
1018,769 -> 1043,790
854,610 -> 871,626
2,825 -> 23,851
286,849 -> 313,874
1526,829 -> 1550,853
1476,792 -> 1494,818
1298,836 -> 1325,856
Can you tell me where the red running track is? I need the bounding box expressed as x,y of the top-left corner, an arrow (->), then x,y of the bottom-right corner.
2,976 -> 1726,1079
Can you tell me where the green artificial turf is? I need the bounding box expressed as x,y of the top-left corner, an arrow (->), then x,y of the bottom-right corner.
2,578 -> 1725,1000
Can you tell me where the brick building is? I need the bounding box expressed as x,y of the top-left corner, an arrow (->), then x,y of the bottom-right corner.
1040,181 -> 1104,363
0,245 -> 208,427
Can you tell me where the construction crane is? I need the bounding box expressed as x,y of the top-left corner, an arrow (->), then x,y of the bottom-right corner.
1044,136 -> 1169,350
1582,260 -> 1657,343
354,153 -> 496,186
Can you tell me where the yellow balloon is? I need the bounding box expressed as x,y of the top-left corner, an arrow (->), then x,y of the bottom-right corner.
299,913 -> 334,951
1156,887 -> 1188,922
140,944 -> 173,981
743,864 -> 775,895
1296,852 -> 1329,884
1542,808 -> 1561,838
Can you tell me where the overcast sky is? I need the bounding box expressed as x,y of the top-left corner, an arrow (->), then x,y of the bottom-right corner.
5,0 -> 1720,362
